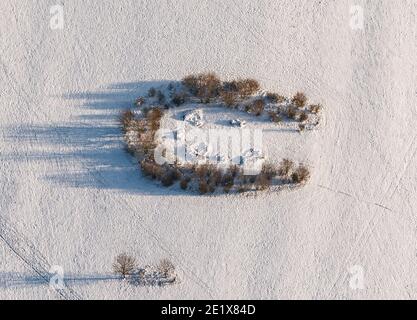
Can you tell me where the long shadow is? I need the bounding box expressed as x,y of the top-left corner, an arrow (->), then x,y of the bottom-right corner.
5,80 -> 196,196
0,272 -> 120,289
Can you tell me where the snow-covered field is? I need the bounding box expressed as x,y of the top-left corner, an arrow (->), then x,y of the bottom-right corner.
0,0 -> 416,299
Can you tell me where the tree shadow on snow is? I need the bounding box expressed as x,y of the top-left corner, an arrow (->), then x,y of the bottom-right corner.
0,272 -> 120,289
5,80 -> 199,196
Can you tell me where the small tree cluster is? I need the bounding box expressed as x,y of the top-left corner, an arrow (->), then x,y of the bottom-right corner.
120,110 -> 135,133
266,92 -> 285,103
309,104 -> 322,114
221,90 -> 238,107
269,111 -> 282,123
249,99 -> 265,116
182,72 -> 221,102
291,165 -> 310,184
292,92 -> 307,108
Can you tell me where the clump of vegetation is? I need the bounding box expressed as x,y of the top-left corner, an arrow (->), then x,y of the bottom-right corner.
249,99 -> 265,116
299,112 -> 308,123
269,111 -> 282,123
158,259 -> 176,278
120,110 -> 135,133
292,92 -> 307,108
113,253 -> 136,279
182,72 -> 221,102
199,179 -> 209,194
172,92 -> 187,106
291,165 -> 310,184
309,104 -> 322,114
221,91 -> 238,107
180,178 -> 189,190
287,106 -> 297,120
266,92 -> 285,103
278,159 -> 294,178
236,79 -> 260,98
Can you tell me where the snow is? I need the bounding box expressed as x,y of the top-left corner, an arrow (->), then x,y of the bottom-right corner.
0,0 -> 416,300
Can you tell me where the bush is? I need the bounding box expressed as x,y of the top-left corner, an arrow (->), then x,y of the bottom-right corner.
148,87 -> 157,97
236,79 -> 260,98
172,92 -> 186,106
221,91 -> 238,107
182,73 -> 221,102
120,110 -> 135,133
161,170 -> 175,187
269,111 -> 282,123
278,159 -> 294,177
158,259 -> 175,278
261,162 -> 278,180
180,178 -> 189,190
113,253 -> 136,279
199,180 -> 209,194
292,92 -> 307,108
309,104 -> 322,114
250,99 -> 265,116
291,165 -> 310,184
298,124 -> 306,132
255,173 -> 271,190
287,106 -> 297,119
266,92 -> 285,103
299,112 -> 308,123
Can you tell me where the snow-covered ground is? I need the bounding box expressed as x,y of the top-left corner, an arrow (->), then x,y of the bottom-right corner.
0,0 -> 416,299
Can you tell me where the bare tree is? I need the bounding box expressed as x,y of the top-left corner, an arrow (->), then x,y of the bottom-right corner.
158,259 -> 175,278
113,253 -> 136,279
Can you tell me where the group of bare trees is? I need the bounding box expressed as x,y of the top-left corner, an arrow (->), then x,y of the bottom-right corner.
112,253 -> 176,286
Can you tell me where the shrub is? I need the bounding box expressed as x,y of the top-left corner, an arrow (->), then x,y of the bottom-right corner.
228,165 -> 241,178
266,92 -> 285,103
148,87 -> 157,97
161,170 -> 175,187
287,106 -> 297,119
158,259 -> 175,278
250,99 -> 265,116
237,183 -> 249,193
172,92 -> 186,106
298,124 -> 306,132
255,173 -> 271,190
291,165 -> 310,184
113,253 -> 136,279
199,180 -> 209,194
309,104 -> 322,114
182,73 -> 221,102
292,92 -> 307,108
261,162 -> 278,180
222,81 -> 239,93
278,159 -> 294,177
236,79 -> 260,98
180,178 -> 189,190
221,91 -> 238,107
182,74 -> 199,94
269,111 -> 282,123
120,110 -> 135,133
299,112 -> 308,123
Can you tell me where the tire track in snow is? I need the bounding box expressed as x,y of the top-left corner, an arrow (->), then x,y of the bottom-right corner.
0,216 -> 82,300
